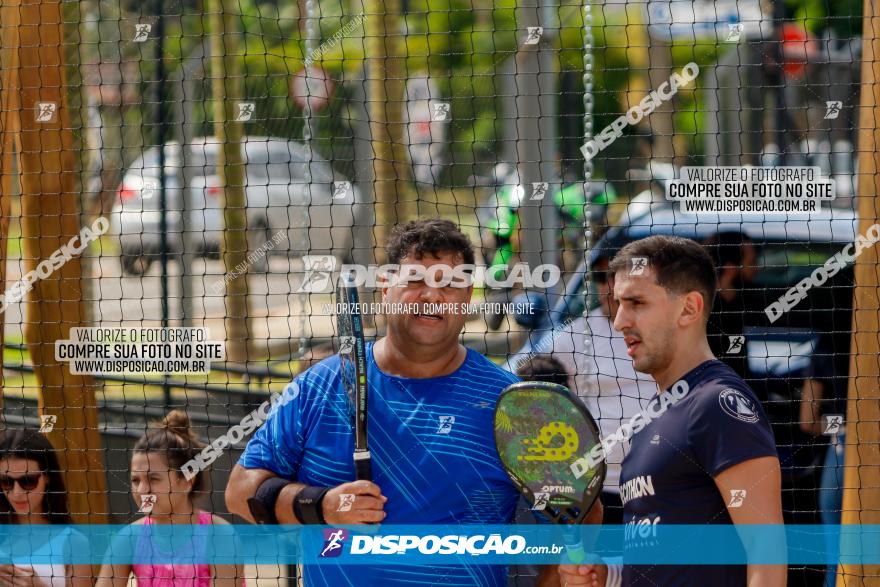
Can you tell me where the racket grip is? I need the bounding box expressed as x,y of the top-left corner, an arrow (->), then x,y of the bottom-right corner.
564,539 -> 586,565
354,452 -> 372,481
563,527 -> 586,565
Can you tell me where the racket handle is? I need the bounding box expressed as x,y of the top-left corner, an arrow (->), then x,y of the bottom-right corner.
564,540 -> 586,564
563,527 -> 586,565
354,451 -> 372,481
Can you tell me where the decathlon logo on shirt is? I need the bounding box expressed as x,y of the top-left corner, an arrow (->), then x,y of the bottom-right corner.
718,388 -> 759,423
620,475 -> 655,506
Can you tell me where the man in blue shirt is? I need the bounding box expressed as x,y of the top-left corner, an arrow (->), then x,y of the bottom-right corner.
226,218 -> 534,586
559,235 -> 784,587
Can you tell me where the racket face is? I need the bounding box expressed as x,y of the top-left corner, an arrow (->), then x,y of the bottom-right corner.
494,381 -> 606,524
336,273 -> 368,449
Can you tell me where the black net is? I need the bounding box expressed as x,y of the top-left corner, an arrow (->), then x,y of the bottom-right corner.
0,0 -> 876,585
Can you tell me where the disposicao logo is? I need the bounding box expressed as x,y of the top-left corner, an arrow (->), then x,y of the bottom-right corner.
319,528 -> 349,558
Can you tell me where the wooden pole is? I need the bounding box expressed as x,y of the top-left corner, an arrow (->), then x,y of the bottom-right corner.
838,2 -> 880,584
0,0 -> 21,418
209,0 -> 253,365
0,0 -> 108,522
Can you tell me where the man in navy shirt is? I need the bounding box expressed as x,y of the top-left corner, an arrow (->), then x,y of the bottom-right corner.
226,219 -> 551,586
559,235 -> 784,587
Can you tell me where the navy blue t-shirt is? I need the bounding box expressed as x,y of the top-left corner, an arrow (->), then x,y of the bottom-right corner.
619,360 -> 778,587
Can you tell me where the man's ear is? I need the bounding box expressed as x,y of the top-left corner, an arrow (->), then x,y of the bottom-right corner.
679,290 -> 706,327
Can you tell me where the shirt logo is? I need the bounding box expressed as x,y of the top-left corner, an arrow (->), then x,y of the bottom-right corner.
319,528 -> 349,558
437,415 -> 455,434
620,475 -> 655,506
624,515 -> 661,540
718,388 -> 760,423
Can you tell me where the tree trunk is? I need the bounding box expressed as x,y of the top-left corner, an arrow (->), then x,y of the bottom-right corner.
365,0 -> 414,258
838,1 -> 880,582
0,0 -> 108,523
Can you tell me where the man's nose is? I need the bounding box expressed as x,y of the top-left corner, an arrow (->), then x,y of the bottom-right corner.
613,305 -> 630,332
418,281 -> 444,302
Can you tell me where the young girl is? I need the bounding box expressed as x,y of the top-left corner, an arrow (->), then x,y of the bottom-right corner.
0,428 -> 93,587
96,411 -> 242,587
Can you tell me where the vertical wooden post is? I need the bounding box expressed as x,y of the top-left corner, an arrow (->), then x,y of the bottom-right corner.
0,0 -> 21,418
838,2 -> 880,584
1,0 -> 108,522
208,0 -> 253,365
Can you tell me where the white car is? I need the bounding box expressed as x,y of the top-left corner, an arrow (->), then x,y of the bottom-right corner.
111,136 -> 367,275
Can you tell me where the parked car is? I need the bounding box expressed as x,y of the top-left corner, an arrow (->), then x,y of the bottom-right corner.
111,136 -> 367,275
505,206 -> 857,523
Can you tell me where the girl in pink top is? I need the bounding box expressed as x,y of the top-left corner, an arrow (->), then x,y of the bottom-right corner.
96,411 -> 243,587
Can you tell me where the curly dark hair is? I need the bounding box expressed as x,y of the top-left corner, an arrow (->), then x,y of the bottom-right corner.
386,218 -> 475,266
134,410 -> 208,494
0,429 -> 73,525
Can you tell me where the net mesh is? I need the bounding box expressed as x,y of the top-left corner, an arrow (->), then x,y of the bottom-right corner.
0,0 -> 876,584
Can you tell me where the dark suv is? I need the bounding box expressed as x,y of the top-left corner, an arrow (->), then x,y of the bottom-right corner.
506,206 -> 857,527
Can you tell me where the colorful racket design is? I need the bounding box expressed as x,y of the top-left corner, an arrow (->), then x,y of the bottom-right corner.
494,381 -> 606,561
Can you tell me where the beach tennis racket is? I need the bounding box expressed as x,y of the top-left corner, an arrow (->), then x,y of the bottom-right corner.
494,381 -> 606,561
336,271 -> 372,481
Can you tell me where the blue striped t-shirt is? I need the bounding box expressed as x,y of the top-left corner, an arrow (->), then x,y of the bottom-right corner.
239,342 -> 521,587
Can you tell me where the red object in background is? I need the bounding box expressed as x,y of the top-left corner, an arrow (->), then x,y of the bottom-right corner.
780,23 -> 817,78
117,183 -> 138,202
